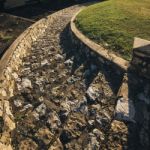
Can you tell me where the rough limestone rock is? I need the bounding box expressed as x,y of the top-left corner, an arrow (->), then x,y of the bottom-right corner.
19,138 -> 38,150
0,89 -> 7,97
3,115 -> 15,131
47,111 -> 61,131
35,103 -> 47,117
86,86 -> 99,103
48,138 -> 63,150
0,143 -> 13,150
115,97 -> 135,122
36,127 -> 53,145
14,99 -> 23,108
41,59 -> 49,67
21,78 -> 32,89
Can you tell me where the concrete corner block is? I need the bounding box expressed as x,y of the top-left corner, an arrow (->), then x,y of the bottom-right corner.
130,37 -> 150,79
133,37 -> 150,55
70,9 -> 129,73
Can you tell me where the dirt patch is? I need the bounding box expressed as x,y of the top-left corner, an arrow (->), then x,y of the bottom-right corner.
0,13 -> 32,57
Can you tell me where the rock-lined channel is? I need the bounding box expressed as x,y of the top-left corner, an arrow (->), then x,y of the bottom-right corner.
9,6 -> 128,150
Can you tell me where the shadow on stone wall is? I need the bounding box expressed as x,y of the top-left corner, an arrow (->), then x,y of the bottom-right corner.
60,24 -> 123,92
126,72 -> 150,149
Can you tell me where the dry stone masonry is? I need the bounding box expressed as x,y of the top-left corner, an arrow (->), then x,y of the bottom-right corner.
0,5 -> 128,149
0,4 -> 150,150
0,16 -> 48,150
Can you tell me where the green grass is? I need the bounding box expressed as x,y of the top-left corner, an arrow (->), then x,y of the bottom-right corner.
75,0 -> 150,60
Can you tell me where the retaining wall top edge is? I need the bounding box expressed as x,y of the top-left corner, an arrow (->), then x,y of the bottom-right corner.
71,9 -> 129,72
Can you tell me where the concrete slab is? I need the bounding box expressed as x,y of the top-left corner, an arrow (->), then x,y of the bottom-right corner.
133,37 -> 150,57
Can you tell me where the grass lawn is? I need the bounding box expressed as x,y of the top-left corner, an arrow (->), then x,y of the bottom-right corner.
75,0 -> 150,60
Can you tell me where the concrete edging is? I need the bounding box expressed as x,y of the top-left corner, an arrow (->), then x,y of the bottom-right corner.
70,9 -> 129,72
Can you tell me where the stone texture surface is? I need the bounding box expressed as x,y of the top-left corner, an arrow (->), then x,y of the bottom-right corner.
0,4 -> 150,150
0,5 -> 84,148
0,9 -> 49,149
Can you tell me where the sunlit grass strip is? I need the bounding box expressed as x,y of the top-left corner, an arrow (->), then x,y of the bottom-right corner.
75,0 -> 150,60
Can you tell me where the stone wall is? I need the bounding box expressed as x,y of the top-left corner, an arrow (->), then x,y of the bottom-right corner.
0,17 -> 49,149
0,6 -> 80,149
70,12 -> 150,148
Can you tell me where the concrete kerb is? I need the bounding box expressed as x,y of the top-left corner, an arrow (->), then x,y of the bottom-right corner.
0,16 -> 49,148
70,9 -> 129,72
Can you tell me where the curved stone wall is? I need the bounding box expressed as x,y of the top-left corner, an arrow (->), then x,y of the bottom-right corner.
0,14 -> 49,150
70,10 -> 129,73
0,6 -> 80,149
